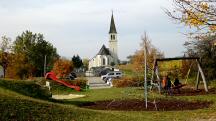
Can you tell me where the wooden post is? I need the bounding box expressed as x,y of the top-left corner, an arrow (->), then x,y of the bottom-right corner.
155,63 -> 161,94
196,60 -> 208,92
144,37 -> 148,109
195,70 -> 200,90
150,60 -> 157,84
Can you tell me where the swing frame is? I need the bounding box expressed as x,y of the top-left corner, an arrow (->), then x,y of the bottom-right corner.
150,57 -> 208,93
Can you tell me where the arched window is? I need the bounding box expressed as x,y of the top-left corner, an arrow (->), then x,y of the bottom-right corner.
113,35 -> 115,40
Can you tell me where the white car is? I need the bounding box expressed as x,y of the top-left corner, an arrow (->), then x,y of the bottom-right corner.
101,71 -> 122,80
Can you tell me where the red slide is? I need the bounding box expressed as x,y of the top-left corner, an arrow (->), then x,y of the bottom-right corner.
45,72 -> 80,91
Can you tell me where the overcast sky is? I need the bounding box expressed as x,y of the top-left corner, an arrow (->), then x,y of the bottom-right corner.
0,0 -> 189,60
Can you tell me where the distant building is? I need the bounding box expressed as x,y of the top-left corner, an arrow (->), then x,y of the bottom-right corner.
89,13 -> 119,69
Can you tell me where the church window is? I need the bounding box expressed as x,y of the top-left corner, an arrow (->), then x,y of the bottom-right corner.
113,35 -> 115,40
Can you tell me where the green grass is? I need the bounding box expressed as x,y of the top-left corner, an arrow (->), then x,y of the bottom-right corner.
1,78 -> 216,121
0,79 -> 51,100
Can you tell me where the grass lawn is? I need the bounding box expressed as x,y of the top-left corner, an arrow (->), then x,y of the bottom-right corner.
1,78 -> 216,121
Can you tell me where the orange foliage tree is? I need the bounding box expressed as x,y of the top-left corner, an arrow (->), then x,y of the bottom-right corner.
6,53 -> 33,79
131,33 -> 164,74
52,58 -> 74,78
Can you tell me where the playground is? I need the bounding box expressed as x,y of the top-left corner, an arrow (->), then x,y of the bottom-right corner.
1,76 -> 216,121
1,57 -> 216,120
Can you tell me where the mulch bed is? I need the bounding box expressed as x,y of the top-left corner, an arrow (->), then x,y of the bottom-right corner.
81,99 -> 213,111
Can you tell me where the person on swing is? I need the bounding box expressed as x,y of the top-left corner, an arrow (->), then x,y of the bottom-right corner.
166,76 -> 172,95
162,76 -> 172,95
174,77 -> 182,93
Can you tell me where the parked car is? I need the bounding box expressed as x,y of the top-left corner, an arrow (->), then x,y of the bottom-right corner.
70,72 -> 77,78
66,72 -> 77,80
101,71 -> 122,80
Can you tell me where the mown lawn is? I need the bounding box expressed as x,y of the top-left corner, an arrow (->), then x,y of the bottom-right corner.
1,79 -> 216,121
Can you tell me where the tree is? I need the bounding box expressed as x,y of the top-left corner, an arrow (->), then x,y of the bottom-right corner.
6,53 -> 32,79
82,58 -> 89,70
131,33 -> 164,74
71,55 -> 83,68
184,34 -> 216,80
165,0 -> 216,36
13,31 -> 59,77
0,36 -> 12,78
52,58 -> 74,78
126,55 -> 134,63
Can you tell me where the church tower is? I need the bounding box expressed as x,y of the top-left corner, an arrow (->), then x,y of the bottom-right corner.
109,12 -> 118,64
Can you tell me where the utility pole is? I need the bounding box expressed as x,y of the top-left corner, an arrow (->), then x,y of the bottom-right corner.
44,55 -> 47,76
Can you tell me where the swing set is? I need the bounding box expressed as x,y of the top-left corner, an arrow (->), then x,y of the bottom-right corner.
150,57 -> 208,93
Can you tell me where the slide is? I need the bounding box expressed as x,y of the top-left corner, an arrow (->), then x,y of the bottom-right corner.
45,72 -> 80,91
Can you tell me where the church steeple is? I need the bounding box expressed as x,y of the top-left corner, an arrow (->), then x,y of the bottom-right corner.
109,12 -> 117,34
109,12 -> 118,64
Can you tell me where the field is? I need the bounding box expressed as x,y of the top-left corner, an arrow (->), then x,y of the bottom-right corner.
1,78 -> 216,121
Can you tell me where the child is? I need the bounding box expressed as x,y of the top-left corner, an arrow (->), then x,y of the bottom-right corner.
174,77 -> 182,93
166,76 -> 172,95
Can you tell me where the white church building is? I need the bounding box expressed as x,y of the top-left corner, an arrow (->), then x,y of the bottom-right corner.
89,13 -> 119,69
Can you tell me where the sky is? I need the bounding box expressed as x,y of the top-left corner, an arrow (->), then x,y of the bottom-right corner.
0,0 -> 189,60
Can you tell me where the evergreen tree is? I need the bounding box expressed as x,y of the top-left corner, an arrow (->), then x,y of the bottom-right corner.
72,55 -> 83,68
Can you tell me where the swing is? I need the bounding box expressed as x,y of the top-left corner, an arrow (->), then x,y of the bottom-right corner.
172,61 -> 194,90
151,57 -> 208,93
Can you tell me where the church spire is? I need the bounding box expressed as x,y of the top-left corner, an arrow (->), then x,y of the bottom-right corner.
109,12 -> 117,34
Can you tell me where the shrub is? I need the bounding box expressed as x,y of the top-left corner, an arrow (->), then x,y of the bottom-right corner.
52,58 -> 74,78
0,79 -> 51,100
112,76 -> 144,87
72,78 -> 88,89
62,78 -> 88,89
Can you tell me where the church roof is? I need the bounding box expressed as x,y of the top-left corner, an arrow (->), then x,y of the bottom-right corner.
109,13 -> 117,34
97,45 -> 111,55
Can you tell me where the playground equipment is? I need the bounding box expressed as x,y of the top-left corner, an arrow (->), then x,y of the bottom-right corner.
150,57 -> 208,93
45,72 -> 81,91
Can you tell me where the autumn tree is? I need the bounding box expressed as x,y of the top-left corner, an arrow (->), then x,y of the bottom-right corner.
52,58 -> 74,78
0,36 -> 12,78
82,58 -> 89,70
131,33 -> 164,74
165,0 -> 216,36
6,53 -> 32,79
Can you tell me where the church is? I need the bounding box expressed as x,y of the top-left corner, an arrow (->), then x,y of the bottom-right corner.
88,13 -> 119,69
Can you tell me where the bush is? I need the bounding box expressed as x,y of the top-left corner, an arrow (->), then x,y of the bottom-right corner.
112,76 -> 144,87
0,79 -> 51,100
63,78 -> 88,89
52,58 -> 74,78
72,78 -> 88,89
